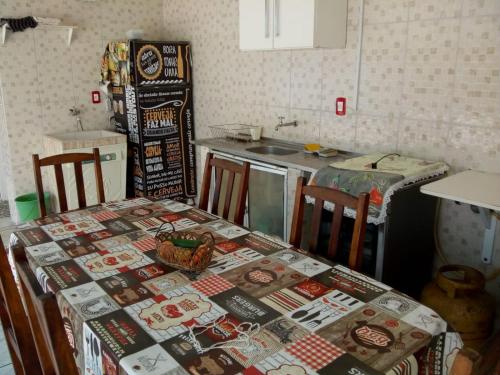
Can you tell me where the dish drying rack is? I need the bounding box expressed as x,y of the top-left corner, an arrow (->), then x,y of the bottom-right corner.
209,124 -> 258,142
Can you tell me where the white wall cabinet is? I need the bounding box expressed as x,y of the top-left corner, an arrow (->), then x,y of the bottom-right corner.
239,0 -> 347,50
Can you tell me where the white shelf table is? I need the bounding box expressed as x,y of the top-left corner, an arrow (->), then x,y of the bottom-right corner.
1,24 -> 76,47
420,170 -> 500,264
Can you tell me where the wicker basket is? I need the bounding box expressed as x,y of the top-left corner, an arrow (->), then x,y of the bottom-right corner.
155,222 -> 215,273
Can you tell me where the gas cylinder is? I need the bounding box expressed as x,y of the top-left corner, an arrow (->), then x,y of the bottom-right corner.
421,265 -> 495,350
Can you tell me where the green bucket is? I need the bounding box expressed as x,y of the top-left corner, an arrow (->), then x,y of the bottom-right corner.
15,192 -> 50,223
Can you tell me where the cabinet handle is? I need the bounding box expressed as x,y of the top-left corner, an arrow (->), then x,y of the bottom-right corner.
275,0 -> 280,37
265,0 -> 270,38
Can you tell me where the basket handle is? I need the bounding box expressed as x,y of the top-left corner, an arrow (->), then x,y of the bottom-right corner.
199,231 -> 215,244
155,221 -> 175,238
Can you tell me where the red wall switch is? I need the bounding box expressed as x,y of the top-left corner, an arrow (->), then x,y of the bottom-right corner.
92,91 -> 101,104
336,97 -> 346,116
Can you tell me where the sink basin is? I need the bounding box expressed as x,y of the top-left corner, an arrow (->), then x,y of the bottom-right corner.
47,130 -> 122,141
246,145 -> 298,156
44,130 -> 127,150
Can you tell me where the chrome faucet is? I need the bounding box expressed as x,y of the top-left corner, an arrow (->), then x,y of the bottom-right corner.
109,114 -> 116,129
275,116 -> 298,131
69,106 -> 84,131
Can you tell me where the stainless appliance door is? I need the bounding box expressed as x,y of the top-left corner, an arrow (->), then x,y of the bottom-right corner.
212,152 -> 288,240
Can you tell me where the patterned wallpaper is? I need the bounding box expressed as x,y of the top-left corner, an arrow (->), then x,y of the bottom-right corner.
162,0 -> 500,303
0,79 -> 11,201
0,0 -> 164,211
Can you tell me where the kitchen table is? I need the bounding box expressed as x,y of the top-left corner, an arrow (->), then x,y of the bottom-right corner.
9,198 -> 462,375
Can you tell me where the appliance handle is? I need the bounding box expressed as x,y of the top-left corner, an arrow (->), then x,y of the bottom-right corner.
275,0 -> 280,37
265,0 -> 270,38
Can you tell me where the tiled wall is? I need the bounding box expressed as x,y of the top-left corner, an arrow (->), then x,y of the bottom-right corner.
0,0 -> 164,214
162,0 -> 500,302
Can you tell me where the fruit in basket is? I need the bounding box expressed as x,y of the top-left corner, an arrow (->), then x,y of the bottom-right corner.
191,243 -> 211,268
171,238 -> 203,248
158,240 -> 174,260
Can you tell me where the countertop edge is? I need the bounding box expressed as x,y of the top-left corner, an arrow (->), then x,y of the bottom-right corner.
193,138 -> 354,173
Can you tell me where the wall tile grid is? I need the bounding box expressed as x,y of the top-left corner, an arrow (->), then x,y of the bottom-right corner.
0,0 -> 165,215
162,0 -> 500,302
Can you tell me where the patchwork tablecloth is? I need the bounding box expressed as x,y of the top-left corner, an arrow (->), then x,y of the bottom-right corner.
9,198 -> 462,375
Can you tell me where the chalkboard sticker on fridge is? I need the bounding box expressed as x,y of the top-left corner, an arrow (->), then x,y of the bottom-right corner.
130,41 -> 192,86
111,41 -> 196,202
126,86 -> 196,200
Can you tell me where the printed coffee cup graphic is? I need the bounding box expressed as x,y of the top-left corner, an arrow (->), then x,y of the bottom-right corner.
139,293 -> 211,330
351,321 -> 395,353
137,44 -> 163,81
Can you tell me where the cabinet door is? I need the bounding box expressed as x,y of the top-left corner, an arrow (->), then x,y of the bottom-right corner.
239,0 -> 273,50
273,0 -> 315,49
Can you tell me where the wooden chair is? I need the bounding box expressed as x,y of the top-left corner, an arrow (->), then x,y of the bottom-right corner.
32,148 -> 105,217
199,152 -> 250,225
14,253 -> 79,375
0,241 -> 42,374
290,177 -> 370,271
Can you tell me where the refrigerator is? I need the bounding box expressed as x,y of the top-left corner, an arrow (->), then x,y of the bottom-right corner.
109,40 -> 196,201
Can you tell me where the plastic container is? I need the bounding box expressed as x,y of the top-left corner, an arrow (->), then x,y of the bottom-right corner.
15,192 -> 50,223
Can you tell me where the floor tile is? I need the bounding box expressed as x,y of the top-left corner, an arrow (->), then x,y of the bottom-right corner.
0,340 -> 12,368
0,364 -> 15,375
0,326 -> 12,367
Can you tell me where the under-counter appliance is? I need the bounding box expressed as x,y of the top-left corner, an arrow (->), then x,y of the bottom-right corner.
212,151 -> 288,240
110,40 -> 196,201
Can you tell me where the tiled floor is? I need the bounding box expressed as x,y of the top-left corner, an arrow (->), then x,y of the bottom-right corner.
0,215 -> 15,375
0,330 -> 14,375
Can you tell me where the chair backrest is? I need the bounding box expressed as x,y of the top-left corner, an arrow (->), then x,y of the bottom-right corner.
32,148 -> 105,217
0,241 -> 42,374
290,176 -> 370,271
14,255 -> 79,375
199,152 -> 250,225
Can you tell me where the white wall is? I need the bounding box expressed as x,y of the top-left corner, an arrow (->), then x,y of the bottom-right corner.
0,74 -> 12,202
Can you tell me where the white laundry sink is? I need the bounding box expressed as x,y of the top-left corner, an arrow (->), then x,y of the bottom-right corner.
44,130 -> 126,150
43,129 -> 128,211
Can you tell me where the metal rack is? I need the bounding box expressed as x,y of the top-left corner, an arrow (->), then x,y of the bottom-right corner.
208,124 -> 258,142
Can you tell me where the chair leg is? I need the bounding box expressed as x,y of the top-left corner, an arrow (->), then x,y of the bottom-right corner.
6,338 -> 24,375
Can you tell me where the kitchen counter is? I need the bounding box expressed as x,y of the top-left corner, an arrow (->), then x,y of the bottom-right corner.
193,138 -> 356,173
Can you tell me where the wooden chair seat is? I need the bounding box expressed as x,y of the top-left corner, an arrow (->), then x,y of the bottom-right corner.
13,248 -> 79,375
0,241 -> 42,374
290,177 -> 370,271
33,148 -> 105,217
199,152 -> 250,225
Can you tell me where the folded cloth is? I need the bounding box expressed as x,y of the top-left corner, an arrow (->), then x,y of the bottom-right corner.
1,16 -> 38,32
100,41 -> 131,87
309,153 -> 449,224
330,153 -> 447,179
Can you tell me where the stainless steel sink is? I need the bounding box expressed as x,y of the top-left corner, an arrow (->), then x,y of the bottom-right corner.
246,145 -> 298,156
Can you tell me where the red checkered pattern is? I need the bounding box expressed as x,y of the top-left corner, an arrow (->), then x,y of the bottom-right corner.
135,217 -> 163,230
191,274 -> 234,297
133,237 -> 157,253
285,334 -> 344,370
92,210 -> 120,222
